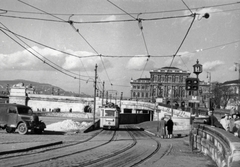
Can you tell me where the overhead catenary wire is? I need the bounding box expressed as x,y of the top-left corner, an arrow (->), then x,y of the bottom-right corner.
1,1 -> 239,93
0,27 -> 89,81
0,26 -> 92,78
0,25 -> 175,59
0,13 -> 194,24
170,0 -> 194,72
2,1 -> 239,17
169,13 -> 196,68
107,1 -> 151,80
68,16 -> 113,87
18,0 -> 66,22
19,0 -> 113,86
18,0 -> 93,80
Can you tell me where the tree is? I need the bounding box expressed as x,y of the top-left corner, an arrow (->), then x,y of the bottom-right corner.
212,82 -> 233,109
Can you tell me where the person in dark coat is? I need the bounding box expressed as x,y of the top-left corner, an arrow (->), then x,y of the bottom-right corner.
166,117 -> 174,138
204,109 -> 224,129
159,117 -> 166,138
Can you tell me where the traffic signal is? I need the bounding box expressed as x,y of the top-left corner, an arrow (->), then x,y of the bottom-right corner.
185,78 -> 199,91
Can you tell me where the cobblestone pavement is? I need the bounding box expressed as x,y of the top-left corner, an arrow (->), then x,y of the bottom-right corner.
0,128 -> 217,167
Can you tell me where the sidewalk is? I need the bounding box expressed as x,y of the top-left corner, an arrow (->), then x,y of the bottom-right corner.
136,122 -> 218,167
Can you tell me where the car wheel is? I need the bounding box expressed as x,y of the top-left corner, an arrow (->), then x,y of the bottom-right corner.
6,126 -> 15,133
18,123 -> 28,135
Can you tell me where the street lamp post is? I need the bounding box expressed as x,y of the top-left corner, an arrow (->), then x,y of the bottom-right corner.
193,59 -> 202,117
207,71 -> 211,109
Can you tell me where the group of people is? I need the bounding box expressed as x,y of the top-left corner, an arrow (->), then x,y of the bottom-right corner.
220,113 -> 240,136
204,108 -> 240,137
158,116 -> 174,139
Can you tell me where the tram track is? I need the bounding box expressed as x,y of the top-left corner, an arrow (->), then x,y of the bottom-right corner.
0,129 -> 103,159
0,125 -> 169,167
130,128 -> 161,167
80,125 -> 138,166
13,126 -> 137,167
0,129 -> 117,167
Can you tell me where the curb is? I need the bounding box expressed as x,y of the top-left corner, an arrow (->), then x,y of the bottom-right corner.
0,141 -> 63,155
135,126 -> 189,138
135,126 -> 158,137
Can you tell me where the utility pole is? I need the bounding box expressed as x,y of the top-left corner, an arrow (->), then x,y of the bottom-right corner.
120,92 -> 123,113
193,59 -> 202,117
93,64 -> 97,127
102,81 -> 105,106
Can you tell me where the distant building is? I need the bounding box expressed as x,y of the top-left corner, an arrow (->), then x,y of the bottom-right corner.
221,79 -> 240,110
149,67 -> 190,104
130,78 -> 150,102
130,67 -> 191,105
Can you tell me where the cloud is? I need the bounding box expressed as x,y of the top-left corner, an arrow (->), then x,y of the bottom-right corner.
0,46 -> 113,72
126,56 -> 155,71
62,50 -> 112,72
202,60 -> 225,72
164,51 -> 195,66
101,15 -> 117,21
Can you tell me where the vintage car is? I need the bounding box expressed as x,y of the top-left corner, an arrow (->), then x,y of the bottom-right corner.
0,103 -> 46,135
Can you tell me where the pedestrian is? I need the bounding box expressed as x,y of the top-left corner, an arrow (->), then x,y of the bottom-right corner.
230,107 -> 236,116
159,117 -> 166,138
220,114 -> 230,131
229,114 -> 237,133
166,116 -> 174,138
204,108 -> 224,129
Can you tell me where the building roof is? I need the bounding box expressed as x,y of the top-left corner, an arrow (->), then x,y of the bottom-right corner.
150,66 -> 190,74
223,79 -> 240,85
130,78 -> 150,83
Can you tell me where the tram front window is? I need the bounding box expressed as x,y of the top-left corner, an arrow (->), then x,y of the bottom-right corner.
105,110 -> 115,116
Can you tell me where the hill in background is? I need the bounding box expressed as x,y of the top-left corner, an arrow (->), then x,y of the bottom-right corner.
0,79 -> 90,97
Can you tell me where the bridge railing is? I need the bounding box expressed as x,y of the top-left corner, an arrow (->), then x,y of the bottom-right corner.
191,122 -> 240,167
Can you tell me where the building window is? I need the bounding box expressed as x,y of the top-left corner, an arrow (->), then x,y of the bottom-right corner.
146,92 -> 148,97
133,86 -> 136,89
137,86 -> 140,89
158,75 -> 161,82
161,76 -> 165,82
172,75 -> 175,83
180,76 -> 183,83
154,75 -> 158,82
165,75 -> 168,83
176,76 -> 179,83
133,92 -> 136,97
168,76 -> 172,83
142,92 -> 144,97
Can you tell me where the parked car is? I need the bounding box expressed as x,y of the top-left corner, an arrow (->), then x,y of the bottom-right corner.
52,108 -> 61,112
0,103 -> 46,135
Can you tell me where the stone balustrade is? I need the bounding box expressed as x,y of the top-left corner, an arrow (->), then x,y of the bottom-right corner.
191,122 -> 240,167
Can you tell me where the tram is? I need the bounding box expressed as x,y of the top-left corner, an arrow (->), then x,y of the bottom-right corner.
100,107 -> 119,130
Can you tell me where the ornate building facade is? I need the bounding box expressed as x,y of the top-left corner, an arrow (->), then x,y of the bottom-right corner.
149,67 -> 190,104
130,67 -> 191,104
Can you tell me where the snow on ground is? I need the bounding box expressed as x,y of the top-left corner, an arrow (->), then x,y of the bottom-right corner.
45,119 -> 92,132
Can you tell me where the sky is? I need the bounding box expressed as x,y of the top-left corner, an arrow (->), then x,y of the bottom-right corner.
0,0 -> 240,97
